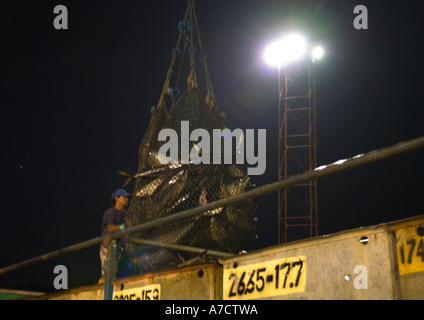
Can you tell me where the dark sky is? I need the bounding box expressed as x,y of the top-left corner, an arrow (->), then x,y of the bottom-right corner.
1,0 -> 423,291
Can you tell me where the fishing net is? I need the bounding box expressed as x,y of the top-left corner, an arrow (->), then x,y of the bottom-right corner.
122,0 -> 257,274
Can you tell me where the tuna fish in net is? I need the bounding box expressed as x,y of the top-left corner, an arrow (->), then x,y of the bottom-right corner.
124,87 -> 257,273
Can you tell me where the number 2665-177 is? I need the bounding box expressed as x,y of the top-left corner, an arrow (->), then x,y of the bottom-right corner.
227,257 -> 305,299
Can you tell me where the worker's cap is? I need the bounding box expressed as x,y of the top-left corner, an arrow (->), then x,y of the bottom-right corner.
111,188 -> 131,199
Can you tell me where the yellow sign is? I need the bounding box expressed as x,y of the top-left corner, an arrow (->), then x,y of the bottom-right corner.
113,284 -> 161,300
396,227 -> 424,276
223,256 -> 306,300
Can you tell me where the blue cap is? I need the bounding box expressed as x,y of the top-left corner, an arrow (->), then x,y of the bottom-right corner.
111,188 -> 131,199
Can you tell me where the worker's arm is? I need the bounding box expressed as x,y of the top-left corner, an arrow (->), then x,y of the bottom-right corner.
106,224 -> 124,233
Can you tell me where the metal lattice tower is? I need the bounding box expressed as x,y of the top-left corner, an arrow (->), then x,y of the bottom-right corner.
278,61 -> 318,243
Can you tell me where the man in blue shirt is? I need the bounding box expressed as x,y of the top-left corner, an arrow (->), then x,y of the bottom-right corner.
99,188 -> 131,282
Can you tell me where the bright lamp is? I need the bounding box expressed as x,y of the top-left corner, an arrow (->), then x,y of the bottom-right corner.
311,46 -> 324,60
263,34 -> 307,68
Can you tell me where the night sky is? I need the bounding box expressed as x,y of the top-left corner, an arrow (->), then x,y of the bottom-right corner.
1,0 -> 423,291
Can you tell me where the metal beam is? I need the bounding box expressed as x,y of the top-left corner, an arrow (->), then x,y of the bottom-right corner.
123,237 -> 235,258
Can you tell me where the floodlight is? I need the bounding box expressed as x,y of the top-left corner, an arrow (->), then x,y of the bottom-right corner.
312,46 -> 324,60
263,40 -> 285,68
281,34 -> 307,62
263,34 -> 307,68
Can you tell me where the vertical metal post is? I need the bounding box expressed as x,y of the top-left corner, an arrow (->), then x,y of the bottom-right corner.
277,66 -> 282,243
104,240 -> 117,300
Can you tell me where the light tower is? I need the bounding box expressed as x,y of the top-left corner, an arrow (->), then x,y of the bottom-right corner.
264,35 -> 323,243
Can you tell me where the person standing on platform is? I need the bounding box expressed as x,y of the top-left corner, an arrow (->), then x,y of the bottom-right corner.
99,188 -> 131,283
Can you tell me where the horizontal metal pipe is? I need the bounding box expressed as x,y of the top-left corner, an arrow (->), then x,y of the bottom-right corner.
1,136 -> 423,276
0,236 -> 105,276
123,237 -> 235,258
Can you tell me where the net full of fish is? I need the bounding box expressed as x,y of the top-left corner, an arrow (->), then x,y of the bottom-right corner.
124,88 -> 257,274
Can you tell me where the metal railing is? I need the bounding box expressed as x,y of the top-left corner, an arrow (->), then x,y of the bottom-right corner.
1,136 -> 423,299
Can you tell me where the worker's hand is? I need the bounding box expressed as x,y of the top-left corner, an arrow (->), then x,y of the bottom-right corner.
103,234 -> 112,247
119,224 -> 125,231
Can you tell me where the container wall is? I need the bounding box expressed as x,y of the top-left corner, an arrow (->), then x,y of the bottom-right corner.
32,215 -> 423,300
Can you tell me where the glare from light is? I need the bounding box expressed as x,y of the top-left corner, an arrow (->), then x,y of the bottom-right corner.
263,40 -> 285,68
263,34 -> 307,68
312,46 -> 324,60
281,34 -> 307,63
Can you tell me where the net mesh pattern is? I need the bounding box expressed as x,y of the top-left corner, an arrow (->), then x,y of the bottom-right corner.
124,88 -> 257,273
